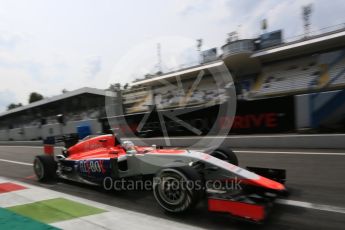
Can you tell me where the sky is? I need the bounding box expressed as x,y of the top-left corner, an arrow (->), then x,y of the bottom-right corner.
0,0 -> 344,112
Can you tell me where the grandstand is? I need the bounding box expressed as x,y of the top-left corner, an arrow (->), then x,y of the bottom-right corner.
249,49 -> 345,97
224,27 -> 345,99
122,61 -> 230,114
1,24 -> 345,140
0,87 -> 106,141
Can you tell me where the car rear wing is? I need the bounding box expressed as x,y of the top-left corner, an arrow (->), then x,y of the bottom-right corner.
43,133 -> 79,155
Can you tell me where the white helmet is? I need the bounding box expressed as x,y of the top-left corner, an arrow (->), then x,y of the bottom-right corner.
122,141 -> 137,154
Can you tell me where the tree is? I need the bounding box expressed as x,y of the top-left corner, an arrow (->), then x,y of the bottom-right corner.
29,92 -> 44,103
7,103 -> 22,110
108,83 -> 121,92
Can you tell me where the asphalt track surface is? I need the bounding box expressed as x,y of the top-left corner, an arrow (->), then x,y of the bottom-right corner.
0,145 -> 345,230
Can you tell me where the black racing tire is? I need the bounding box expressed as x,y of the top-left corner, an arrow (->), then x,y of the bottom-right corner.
153,166 -> 204,213
210,148 -> 238,166
33,155 -> 57,182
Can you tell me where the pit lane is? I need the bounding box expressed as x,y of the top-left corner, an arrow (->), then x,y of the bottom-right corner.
0,145 -> 344,229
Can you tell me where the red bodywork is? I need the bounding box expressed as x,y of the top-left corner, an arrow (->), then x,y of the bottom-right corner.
67,135 -> 125,160
49,135 -> 186,161
208,198 -> 266,222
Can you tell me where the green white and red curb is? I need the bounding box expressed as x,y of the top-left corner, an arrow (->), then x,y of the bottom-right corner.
0,177 -> 204,230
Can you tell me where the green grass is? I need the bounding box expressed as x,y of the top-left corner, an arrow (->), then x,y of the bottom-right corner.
8,198 -> 106,223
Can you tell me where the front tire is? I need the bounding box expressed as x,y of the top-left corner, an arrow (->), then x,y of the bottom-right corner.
210,148 -> 238,165
153,166 -> 203,213
33,155 -> 57,181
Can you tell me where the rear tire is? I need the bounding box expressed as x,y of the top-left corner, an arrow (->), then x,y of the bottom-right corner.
211,148 -> 238,165
33,155 -> 57,182
153,166 -> 204,213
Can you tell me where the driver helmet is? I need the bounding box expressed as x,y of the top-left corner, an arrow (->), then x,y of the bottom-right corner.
122,141 -> 137,154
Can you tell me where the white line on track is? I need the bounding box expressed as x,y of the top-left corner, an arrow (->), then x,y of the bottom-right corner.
131,134 -> 345,139
277,199 -> 345,214
0,146 -> 44,148
233,150 -> 345,156
0,145 -> 62,149
0,158 -> 33,166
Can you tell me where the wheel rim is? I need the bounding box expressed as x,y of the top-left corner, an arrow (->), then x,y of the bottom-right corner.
157,175 -> 186,205
153,168 -> 198,213
34,158 -> 44,180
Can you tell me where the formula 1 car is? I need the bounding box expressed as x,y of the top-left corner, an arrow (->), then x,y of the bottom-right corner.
33,133 -> 287,223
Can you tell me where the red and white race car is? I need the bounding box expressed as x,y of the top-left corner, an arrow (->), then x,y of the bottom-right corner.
34,133 -> 287,223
